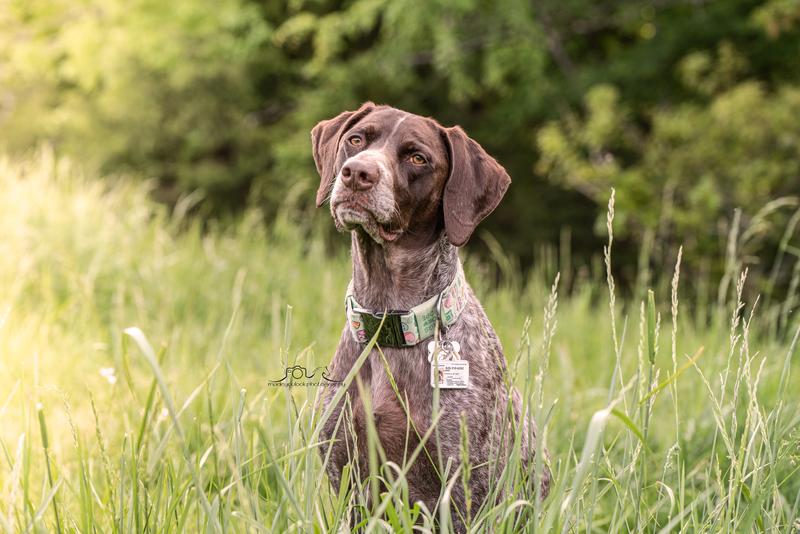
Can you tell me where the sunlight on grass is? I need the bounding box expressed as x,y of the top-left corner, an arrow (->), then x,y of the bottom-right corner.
0,152 -> 798,532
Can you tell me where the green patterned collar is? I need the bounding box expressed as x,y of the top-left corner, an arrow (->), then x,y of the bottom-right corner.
345,267 -> 468,347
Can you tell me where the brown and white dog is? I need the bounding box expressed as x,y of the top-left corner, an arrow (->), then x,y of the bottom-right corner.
312,102 -> 550,526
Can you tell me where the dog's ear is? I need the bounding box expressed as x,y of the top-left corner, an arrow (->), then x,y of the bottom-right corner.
441,126 -> 511,246
311,102 -> 376,207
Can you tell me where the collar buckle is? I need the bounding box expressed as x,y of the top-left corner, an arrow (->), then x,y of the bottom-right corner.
351,307 -> 408,348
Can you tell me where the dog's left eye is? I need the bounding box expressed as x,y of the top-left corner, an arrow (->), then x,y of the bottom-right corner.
409,153 -> 427,165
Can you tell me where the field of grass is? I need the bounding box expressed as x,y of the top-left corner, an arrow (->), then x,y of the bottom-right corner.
0,151 -> 798,532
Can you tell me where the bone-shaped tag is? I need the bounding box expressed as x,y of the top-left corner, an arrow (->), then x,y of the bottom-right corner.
427,340 -> 461,363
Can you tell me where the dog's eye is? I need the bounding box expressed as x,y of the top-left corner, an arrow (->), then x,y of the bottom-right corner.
347,135 -> 363,147
409,153 -> 427,166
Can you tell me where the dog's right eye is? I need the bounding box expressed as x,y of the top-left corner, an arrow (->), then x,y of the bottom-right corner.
347,135 -> 363,147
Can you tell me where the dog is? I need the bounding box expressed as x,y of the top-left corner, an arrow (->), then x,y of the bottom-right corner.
312,102 -> 550,527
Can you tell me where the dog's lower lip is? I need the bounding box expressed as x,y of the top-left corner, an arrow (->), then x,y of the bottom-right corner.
333,201 -> 398,241
378,225 -> 401,242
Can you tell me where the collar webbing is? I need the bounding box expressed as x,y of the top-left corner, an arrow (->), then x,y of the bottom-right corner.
345,266 -> 468,347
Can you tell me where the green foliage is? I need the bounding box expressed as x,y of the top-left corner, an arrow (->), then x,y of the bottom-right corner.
531,0 -> 800,286
537,82 -> 800,255
2,0 -> 800,290
0,0 -> 272,198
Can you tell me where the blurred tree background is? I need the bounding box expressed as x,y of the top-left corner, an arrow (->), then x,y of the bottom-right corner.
2,0 -> 799,295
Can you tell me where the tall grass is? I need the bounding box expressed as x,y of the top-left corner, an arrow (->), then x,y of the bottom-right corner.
0,151 -> 798,532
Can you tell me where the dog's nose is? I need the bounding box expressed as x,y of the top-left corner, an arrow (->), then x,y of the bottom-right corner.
341,160 -> 379,191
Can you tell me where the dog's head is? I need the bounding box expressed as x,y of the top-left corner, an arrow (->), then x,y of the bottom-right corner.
311,102 -> 510,247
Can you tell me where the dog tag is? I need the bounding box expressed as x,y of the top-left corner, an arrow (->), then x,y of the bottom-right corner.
428,340 -> 468,388
430,360 -> 469,389
427,340 -> 461,362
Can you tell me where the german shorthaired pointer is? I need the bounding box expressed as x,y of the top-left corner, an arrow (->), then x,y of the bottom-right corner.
312,102 -> 550,526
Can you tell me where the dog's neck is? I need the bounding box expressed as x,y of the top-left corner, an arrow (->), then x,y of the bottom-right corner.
350,229 -> 460,311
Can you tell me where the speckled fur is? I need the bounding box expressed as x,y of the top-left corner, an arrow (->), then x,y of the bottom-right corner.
313,104 -> 550,529
319,231 -> 551,525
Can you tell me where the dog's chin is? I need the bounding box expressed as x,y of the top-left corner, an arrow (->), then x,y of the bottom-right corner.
333,207 -> 402,245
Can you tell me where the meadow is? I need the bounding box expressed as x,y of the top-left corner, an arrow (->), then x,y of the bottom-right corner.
0,151 -> 798,532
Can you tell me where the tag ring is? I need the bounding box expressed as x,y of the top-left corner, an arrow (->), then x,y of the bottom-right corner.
434,293 -> 448,339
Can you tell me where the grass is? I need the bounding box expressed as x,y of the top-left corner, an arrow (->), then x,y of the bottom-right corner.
0,151 -> 798,532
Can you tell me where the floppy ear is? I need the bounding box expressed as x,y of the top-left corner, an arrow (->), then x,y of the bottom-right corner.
442,126 -> 511,246
311,102 -> 375,207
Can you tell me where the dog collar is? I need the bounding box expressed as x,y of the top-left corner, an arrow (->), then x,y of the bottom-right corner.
345,266 -> 468,347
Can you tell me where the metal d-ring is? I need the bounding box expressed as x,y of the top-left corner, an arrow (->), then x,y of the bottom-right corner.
434,294 -> 459,360
434,293 -> 448,339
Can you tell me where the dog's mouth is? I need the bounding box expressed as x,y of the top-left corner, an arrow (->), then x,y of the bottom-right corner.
376,224 -> 402,243
332,203 -> 402,244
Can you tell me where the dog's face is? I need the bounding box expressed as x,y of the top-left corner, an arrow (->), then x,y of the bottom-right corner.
327,107 -> 449,244
312,102 -> 511,247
